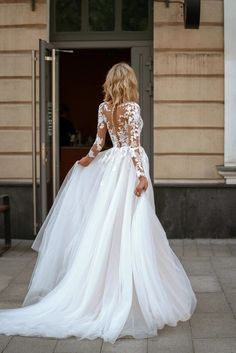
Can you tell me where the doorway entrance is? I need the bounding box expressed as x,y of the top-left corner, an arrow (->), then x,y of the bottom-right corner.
59,48 -> 130,183
38,40 -> 153,227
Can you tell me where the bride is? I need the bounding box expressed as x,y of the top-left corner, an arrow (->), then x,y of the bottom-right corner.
0,62 -> 197,344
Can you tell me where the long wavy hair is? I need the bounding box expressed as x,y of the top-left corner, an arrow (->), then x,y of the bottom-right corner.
103,62 -> 139,108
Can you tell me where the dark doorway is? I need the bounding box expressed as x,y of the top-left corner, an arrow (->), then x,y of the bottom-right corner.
59,48 -> 130,183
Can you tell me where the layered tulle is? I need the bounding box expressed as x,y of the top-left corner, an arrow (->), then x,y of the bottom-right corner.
0,146 -> 197,343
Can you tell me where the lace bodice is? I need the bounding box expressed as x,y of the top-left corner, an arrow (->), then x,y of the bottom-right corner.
87,101 -> 145,178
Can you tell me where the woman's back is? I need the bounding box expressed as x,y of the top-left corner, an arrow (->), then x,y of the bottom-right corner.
101,101 -> 143,149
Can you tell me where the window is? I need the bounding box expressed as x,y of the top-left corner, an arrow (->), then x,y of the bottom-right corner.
122,0 -> 149,31
50,0 -> 152,40
89,0 -> 115,31
56,0 -> 82,32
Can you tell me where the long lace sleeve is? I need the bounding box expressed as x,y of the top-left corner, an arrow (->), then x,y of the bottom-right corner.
125,102 -> 146,178
87,103 -> 107,159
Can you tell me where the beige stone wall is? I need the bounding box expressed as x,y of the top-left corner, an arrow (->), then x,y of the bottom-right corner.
0,1 -> 47,180
0,1 -> 225,183
153,0 -> 224,182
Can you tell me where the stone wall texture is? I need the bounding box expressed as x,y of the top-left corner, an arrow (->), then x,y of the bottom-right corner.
153,0 -> 224,182
0,1 -> 47,181
0,0 -> 225,183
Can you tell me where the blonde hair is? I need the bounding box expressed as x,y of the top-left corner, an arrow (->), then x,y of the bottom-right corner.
103,62 -> 139,107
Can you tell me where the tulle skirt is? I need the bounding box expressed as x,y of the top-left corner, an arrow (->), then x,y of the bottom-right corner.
0,145 -> 197,343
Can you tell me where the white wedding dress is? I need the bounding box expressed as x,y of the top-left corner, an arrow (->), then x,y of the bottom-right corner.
0,101 -> 197,343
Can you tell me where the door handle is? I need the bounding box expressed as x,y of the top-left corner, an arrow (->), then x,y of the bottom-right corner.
41,142 -> 47,165
145,83 -> 153,97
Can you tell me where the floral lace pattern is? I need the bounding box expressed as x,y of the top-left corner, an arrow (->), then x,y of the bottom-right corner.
87,103 -> 107,159
87,101 -> 146,178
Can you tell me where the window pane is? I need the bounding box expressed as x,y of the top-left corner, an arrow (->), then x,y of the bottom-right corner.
55,0 -> 81,32
122,0 -> 149,31
89,0 -> 115,31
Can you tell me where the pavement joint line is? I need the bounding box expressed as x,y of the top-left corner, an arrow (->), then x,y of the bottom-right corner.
1,335 -> 13,353
0,256 -> 34,297
188,315 -> 196,353
100,336 -> 104,353
209,256 -> 236,319
52,339 -> 59,353
52,339 -> 58,353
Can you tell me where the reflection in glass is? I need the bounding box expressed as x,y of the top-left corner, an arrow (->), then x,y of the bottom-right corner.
55,0 -> 81,32
122,0 -> 149,31
89,0 -> 115,31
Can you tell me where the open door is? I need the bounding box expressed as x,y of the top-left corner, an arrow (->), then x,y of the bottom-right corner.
39,39 -> 60,224
38,42 -> 152,225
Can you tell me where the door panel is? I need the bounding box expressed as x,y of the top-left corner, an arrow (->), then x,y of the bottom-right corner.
39,40 -> 60,223
131,46 -> 153,180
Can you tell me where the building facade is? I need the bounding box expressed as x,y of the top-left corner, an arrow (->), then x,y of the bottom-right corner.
0,0 -> 235,239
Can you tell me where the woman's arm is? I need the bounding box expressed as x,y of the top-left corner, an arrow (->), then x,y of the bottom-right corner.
126,102 -> 148,196
126,102 -> 146,178
78,103 -> 107,166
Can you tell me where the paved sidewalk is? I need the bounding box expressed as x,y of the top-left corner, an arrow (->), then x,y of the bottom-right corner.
0,238 -> 236,353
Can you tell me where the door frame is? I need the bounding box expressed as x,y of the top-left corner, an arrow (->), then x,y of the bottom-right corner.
48,39 -> 154,177
39,39 -> 153,225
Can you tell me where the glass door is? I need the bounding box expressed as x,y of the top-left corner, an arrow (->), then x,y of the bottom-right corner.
39,39 -> 60,223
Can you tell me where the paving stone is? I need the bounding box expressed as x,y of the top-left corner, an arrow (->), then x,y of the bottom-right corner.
196,239 -> 214,257
55,338 -> 103,353
0,262 -> 27,278
215,269 -> 236,291
211,239 -> 231,245
197,245 -> 213,257
0,283 -> 28,301
148,321 -> 193,353
228,244 -> 236,256
211,256 -> 236,270
211,244 -> 231,257
0,275 -> 12,292
0,300 -> 22,309
183,240 -> 198,257
148,345 -> 192,353
181,259 -> 214,276
191,313 -> 236,339
193,338 -> 236,353
196,239 -> 211,244
0,335 -> 12,352
13,268 -> 34,284
101,338 -> 147,353
170,246 -> 183,257
3,336 -> 57,353
224,289 -> 236,313
169,239 -> 183,246
189,275 -> 221,293
195,292 -> 231,313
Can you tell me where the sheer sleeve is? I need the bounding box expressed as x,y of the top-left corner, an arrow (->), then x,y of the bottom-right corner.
125,102 -> 146,178
87,103 -> 107,159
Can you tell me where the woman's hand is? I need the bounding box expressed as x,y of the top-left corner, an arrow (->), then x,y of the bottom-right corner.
77,155 -> 93,167
134,176 -> 148,197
